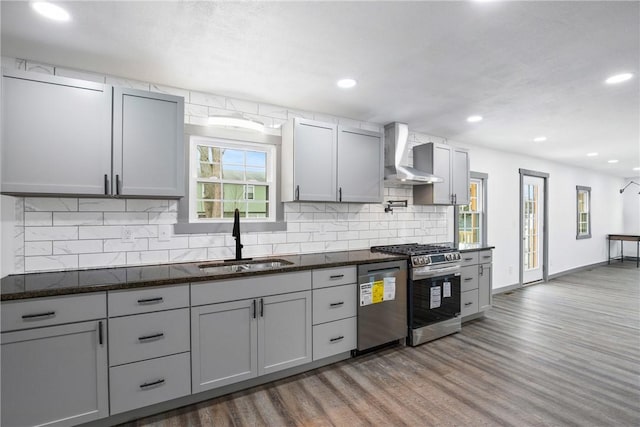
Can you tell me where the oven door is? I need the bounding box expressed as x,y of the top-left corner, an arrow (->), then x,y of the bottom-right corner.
409,265 -> 461,330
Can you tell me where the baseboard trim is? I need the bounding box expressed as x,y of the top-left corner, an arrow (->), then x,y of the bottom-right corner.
493,282 -> 521,294
548,261 -> 609,280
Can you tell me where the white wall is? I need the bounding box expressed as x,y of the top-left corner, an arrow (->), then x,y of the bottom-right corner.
453,143 -> 624,289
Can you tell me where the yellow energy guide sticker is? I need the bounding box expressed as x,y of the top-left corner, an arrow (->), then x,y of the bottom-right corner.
372,280 -> 384,304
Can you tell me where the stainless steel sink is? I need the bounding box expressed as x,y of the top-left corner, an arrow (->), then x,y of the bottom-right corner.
199,259 -> 294,274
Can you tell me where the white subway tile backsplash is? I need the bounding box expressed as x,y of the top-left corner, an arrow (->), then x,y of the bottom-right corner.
312,113 -> 339,124
190,91 -> 226,108
272,243 -> 301,255
106,76 -> 150,91
185,103 -> 208,117
26,61 -> 54,74
25,197 -> 78,212
313,213 -> 338,221
53,212 -> 103,226
226,98 -> 258,114
79,198 -> 126,212
149,212 -> 178,224
286,233 -> 312,243
347,240 -> 370,251
324,241 -> 348,252
55,67 -> 105,83
300,203 -> 325,213
25,241 -> 53,256
129,225 -> 159,239
79,252 -> 126,269
337,231 -> 359,241
78,226 -> 121,240
148,237 -> 189,250
25,212 -> 52,226
359,230 -> 379,240
299,222 -> 322,232
300,242 -> 324,253
104,212 -> 149,225
242,245 -> 273,258
127,250 -> 170,265
257,233 -> 287,245
189,235 -> 225,248
284,203 -> 300,213
150,84 -> 189,100
126,199 -> 169,212
104,238 -> 149,252
285,212 -> 314,222
258,104 -> 288,119
326,204 -> 349,214
169,248 -> 207,263
287,109 -> 314,120
313,232 -> 337,242
207,247 -> 234,260
25,255 -> 78,271
25,226 -> 78,241
53,239 -> 103,255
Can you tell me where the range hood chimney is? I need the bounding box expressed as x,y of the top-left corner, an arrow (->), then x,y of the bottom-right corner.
383,122 -> 443,185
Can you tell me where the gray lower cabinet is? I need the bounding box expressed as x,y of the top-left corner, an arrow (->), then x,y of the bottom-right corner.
1,69 -> 112,195
191,290 -> 312,393
461,250 -> 493,320
1,320 -> 108,427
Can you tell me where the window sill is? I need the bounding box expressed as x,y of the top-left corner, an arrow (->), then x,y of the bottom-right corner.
576,234 -> 592,240
174,221 -> 287,234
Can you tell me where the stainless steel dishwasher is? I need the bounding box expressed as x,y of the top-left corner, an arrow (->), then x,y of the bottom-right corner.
356,260 -> 408,352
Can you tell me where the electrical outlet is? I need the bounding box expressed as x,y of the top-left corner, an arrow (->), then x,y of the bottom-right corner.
508,266 -> 513,275
121,226 -> 134,243
158,225 -> 172,242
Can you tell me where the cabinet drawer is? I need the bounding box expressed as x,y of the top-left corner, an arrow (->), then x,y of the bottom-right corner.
108,308 -> 190,366
313,317 -> 356,360
461,290 -> 479,317
312,266 -> 356,289
108,284 -> 189,317
460,252 -> 479,267
478,250 -> 493,264
312,283 -> 357,325
461,266 -> 479,292
1,293 -> 106,332
191,271 -> 311,306
109,352 -> 190,415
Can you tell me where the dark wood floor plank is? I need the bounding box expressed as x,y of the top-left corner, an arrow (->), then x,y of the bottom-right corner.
120,263 -> 640,427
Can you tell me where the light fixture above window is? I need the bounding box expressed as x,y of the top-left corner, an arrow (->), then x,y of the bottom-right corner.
605,73 -> 633,84
207,114 -> 265,133
31,1 -> 71,22
336,78 -> 357,89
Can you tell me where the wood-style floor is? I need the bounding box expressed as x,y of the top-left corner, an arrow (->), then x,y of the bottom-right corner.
122,263 -> 640,427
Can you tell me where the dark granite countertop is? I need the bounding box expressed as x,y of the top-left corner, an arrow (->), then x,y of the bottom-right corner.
458,244 -> 495,253
1,250 -> 407,301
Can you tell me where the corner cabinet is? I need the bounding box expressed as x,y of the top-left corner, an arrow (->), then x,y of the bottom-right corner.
191,271 -> 312,393
281,118 -> 383,203
413,142 -> 470,205
1,294 -> 108,427
1,69 -> 184,198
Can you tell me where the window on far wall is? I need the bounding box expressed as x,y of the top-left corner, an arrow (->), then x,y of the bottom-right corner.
576,186 -> 591,239
458,176 -> 486,245
189,136 -> 276,223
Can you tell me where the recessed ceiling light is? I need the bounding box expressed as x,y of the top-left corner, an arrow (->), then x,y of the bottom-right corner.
607,159 -> 619,164
31,1 -> 71,22
633,167 -> 640,171
466,115 -> 483,123
586,152 -> 599,157
605,73 -> 633,84
336,78 -> 357,89
533,136 -> 547,142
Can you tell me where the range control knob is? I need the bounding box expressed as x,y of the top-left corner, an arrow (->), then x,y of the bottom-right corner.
445,253 -> 452,261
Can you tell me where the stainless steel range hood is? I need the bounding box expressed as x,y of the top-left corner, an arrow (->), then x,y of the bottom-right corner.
383,122 -> 443,185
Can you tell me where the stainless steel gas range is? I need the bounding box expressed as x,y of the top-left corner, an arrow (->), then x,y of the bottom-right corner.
371,243 -> 462,346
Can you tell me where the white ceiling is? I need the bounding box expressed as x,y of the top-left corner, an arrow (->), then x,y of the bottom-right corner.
2,1 -> 639,177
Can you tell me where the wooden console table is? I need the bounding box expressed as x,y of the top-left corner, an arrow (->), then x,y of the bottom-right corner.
607,234 -> 640,268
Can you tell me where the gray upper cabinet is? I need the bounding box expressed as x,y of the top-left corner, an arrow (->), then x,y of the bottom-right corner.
1,70 -> 112,195
1,320 -> 108,427
282,118 -> 337,202
113,88 -> 184,197
337,127 -> 383,203
282,118 -> 383,203
413,142 -> 470,205
1,70 -> 185,198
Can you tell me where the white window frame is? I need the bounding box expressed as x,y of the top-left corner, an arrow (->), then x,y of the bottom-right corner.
455,172 -> 488,247
189,135 -> 276,223
576,185 -> 591,239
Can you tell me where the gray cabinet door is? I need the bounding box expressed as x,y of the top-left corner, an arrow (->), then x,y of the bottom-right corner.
258,291 -> 312,376
452,147 -> 470,205
478,263 -> 492,311
292,119 -> 337,201
191,299 -> 258,393
1,320 -> 108,427
337,127 -> 383,203
1,70 -> 112,195
113,88 -> 184,198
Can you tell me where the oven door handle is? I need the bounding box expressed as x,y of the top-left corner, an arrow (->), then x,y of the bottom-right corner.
413,265 -> 461,279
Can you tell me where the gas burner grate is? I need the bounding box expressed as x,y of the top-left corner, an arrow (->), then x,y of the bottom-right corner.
371,242 -> 456,256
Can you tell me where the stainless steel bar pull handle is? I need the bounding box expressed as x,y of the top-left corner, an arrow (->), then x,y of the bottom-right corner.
463,257 -> 473,261
252,300 -> 257,319
329,274 -> 344,279
482,255 -> 492,259
138,333 -> 165,342
339,187 -> 342,202
464,278 -> 473,281
329,302 -> 344,307
260,298 -> 264,317
115,174 -> 121,195
464,302 -> 473,307
104,174 -> 109,195
137,297 -> 164,305
295,185 -> 300,201
22,311 -> 55,320
98,321 -> 104,345
140,379 -> 165,389
330,336 -> 344,343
